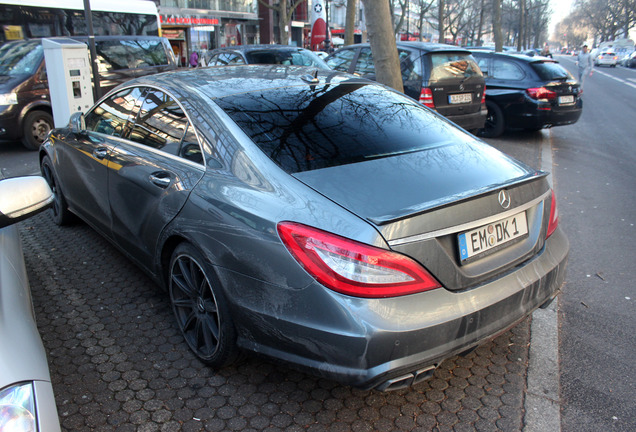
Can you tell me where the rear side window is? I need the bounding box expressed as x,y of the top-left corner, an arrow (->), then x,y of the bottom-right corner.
531,62 -> 573,80
429,53 -> 483,81
326,48 -> 356,72
245,49 -> 328,69
215,83 -> 470,173
94,39 -> 169,71
354,48 -> 375,75
491,59 -> 525,80
129,89 -> 188,156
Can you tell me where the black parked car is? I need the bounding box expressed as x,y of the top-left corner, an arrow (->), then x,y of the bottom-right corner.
326,42 -> 487,131
471,51 -> 582,138
0,36 -> 177,150
203,44 -> 330,69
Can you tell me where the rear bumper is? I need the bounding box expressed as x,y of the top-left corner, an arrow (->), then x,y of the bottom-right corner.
223,226 -> 569,390
444,108 -> 487,130
506,97 -> 582,129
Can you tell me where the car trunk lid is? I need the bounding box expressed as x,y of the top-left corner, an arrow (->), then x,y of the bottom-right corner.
293,141 -> 551,291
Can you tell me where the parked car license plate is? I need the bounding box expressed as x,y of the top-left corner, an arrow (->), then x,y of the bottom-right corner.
449,93 -> 472,104
458,211 -> 528,262
558,95 -> 575,105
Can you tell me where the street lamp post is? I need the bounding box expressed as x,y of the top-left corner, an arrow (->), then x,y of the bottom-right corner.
324,0 -> 330,52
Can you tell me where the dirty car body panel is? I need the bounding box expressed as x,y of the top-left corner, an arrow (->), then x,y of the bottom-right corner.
40,65 -> 568,391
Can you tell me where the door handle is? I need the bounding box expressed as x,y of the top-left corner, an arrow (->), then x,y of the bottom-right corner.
149,172 -> 172,188
93,147 -> 109,159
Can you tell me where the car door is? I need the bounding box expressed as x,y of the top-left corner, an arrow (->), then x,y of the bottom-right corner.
54,87 -> 143,236
108,87 -> 205,270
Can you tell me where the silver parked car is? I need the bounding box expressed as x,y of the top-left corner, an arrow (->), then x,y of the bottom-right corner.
0,176 -> 61,430
39,66 -> 569,391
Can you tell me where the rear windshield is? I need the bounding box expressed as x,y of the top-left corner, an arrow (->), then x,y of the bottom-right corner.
245,49 -> 329,69
429,53 -> 483,81
530,62 -> 573,80
94,39 -> 169,71
215,82 -> 469,173
0,40 -> 42,77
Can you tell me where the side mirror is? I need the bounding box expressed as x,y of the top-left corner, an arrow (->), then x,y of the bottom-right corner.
69,112 -> 86,133
0,177 -> 54,229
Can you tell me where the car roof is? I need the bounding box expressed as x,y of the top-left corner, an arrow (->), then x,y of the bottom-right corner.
122,65 -> 370,100
471,50 -> 557,63
208,44 -> 311,53
335,42 -> 470,54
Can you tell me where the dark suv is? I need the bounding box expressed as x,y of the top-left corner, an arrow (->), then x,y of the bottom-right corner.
0,36 -> 177,150
326,42 -> 487,130
470,51 -> 582,138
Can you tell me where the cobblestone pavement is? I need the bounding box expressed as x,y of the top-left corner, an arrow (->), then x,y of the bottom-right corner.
19,133 -> 544,431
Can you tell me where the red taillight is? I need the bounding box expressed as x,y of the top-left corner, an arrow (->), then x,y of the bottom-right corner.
546,191 -> 559,239
419,87 -> 435,108
526,87 -> 557,101
481,85 -> 486,105
277,222 -> 442,298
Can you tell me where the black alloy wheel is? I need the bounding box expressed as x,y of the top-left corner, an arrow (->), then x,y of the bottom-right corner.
40,155 -> 73,225
478,100 -> 505,138
169,243 -> 238,367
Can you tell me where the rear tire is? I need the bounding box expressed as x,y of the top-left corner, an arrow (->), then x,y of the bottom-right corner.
40,155 -> 74,226
22,111 -> 54,151
478,101 -> 505,138
169,243 -> 239,367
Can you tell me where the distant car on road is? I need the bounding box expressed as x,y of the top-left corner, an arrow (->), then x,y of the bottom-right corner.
0,175 -> 60,431
39,65 -> 568,391
326,42 -> 487,131
471,50 -> 582,138
595,50 -> 618,67
203,45 -> 330,69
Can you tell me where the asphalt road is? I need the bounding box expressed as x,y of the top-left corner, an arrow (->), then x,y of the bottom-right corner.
553,56 -> 636,432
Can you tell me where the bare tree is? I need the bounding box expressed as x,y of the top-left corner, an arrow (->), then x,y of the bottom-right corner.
438,0 -> 445,42
362,0 -> 404,92
344,0 -> 357,45
257,0 -> 306,44
493,0 -> 504,51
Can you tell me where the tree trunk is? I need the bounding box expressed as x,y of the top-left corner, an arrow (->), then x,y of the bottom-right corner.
517,0 -> 524,51
362,0 -> 404,93
477,0 -> 485,46
438,0 -> 445,43
344,0 -> 357,46
493,0 -> 503,52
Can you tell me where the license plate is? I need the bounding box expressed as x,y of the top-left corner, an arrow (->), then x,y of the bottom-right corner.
458,212 -> 528,262
558,95 -> 575,105
449,93 -> 472,104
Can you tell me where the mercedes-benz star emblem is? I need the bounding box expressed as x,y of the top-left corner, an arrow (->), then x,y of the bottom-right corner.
498,190 -> 511,209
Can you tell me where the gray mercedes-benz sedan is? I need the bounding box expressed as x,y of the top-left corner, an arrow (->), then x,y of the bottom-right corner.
40,65 -> 568,391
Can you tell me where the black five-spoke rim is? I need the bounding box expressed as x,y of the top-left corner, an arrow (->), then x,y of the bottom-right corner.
41,162 -> 62,218
170,254 -> 220,359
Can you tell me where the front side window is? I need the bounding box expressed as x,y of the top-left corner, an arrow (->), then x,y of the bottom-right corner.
94,39 -> 169,72
326,48 -> 356,72
129,89 -> 189,155
84,87 -> 143,136
0,40 -> 43,76
354,48 -> 375,75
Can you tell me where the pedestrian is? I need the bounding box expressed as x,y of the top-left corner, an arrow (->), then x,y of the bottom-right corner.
189,51 -> 199,68
576,44 -> 593,91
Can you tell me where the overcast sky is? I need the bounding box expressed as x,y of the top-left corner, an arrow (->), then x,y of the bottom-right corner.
549,0 -> 573,36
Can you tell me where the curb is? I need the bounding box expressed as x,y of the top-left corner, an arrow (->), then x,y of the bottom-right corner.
523,130 -> 561,431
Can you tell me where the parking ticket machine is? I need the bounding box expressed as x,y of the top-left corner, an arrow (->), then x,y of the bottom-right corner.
42,38 -> 94,128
